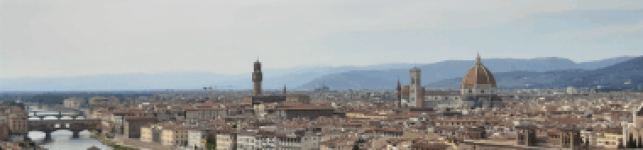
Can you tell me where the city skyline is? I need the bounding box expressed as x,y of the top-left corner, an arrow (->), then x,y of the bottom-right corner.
2,0 -> 643,79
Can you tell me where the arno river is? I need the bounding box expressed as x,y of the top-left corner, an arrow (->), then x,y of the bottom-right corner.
27,106 -> 113,150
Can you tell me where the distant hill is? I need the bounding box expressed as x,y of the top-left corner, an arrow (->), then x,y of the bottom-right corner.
0,63 -> 415,91
427,56 -> 643,89
0,56 -> 636,91
297,56 -> 637,89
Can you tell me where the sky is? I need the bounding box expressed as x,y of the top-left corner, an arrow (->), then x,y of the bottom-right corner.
1,0 -> 643,79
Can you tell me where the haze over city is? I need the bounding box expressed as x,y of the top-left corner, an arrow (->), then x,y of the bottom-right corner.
2,0 -> 643,79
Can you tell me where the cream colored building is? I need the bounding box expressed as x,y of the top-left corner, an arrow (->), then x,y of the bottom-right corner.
188,129 -> 207,150
7,107 -> 28,135
63,97 -> 84,109
140,125 -> 153,143
161,127 -> 176,146
216,130 -> 237,150
597,132 -> 622,149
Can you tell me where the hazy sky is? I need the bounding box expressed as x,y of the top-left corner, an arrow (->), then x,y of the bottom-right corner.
1,0 -> 642,79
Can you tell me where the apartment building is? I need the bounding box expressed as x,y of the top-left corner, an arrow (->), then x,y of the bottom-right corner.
123,116 -> 156,139
188,129 -> 208,150
216,130 -> 237,150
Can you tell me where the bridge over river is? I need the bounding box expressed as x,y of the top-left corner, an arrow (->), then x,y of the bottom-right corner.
28,119 -> 101,140
29,111 -> 85,120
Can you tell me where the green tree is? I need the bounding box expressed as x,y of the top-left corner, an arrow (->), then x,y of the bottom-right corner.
353,144 -> 360,150
232,124 -> 237,128
206,143 -> 216,150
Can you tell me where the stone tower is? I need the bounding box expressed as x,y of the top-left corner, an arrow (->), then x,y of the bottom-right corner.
396,79 -> 402,107
283,85 -> 287,95
409,67 -> 422,107
253,59 -> 263,96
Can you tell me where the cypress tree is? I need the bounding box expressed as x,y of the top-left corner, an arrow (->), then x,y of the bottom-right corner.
625,133 -> 636,148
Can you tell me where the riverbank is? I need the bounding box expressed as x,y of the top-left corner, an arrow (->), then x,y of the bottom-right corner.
95,133 -> 178,150
95,133 -> 139,150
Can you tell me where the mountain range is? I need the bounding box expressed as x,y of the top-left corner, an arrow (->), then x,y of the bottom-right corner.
296,56 -> 639,89
427,56 -> 643,89
0,56 -> 638,91
0,63 -> 417,91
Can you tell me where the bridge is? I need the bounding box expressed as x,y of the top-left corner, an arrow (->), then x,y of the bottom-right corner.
28,119 -> 101,139
29,111 -> 85,120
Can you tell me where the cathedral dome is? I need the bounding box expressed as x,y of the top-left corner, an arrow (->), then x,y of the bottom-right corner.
461,54 -> 496,88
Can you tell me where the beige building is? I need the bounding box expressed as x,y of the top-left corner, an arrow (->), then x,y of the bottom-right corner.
0,123 -> 9,141
7,107 -> 28,135
216,130 -> 237,150
320,138 -> 355,150
123,116 -> 156,139
286,94 -> 311,104
63,97 -> 85,109
183,106 -> 228,120
140,125 -> 153,143
161,126 -> 176,146
188,129 -> 208,150
597,132 -> 622,149
141,124 -> 163,144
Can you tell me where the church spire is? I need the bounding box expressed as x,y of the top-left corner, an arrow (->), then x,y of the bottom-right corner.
396,79 -> 402,91
283,84 -> 287,95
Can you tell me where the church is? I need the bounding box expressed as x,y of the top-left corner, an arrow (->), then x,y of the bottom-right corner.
396,53 -> 503,109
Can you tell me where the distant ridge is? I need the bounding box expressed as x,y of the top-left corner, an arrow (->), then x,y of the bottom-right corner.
0,56 -> 636,91
427,56 -> 643,89
297,56 -> 637,89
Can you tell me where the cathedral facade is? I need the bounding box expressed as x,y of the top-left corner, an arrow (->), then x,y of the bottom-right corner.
397,53 -> 503,109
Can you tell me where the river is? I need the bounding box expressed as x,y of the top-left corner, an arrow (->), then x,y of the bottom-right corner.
27,106 -> 113,150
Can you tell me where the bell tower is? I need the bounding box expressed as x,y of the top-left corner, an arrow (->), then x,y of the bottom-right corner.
409,67 -> 422,107
253,58 -> 263,96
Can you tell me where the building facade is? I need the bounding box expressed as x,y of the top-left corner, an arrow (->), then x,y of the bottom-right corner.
123,116 -> 156,139
188,129 -> 207,150
216,130 -> 237,150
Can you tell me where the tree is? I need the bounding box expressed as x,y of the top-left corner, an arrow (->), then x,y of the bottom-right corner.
629,133 -> 635,148
585,138 -> 590,149
353,144 -> 360,150
205,143 -> 216,150
618,141 -> 625,149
